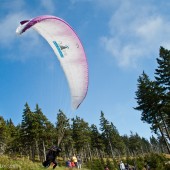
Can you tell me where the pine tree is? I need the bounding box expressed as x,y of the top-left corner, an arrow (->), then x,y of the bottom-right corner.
134,72 -> 170,153
128,132 -> 143,155
122,135 -> 131,156
55,109 -> 70,146
72,116 -> 91,155
0,116 -> 7,154
20,103 -> 35,158
90,124 -> 104,150
155,47 -> 170,91
141,137 -> 151,153
5,118 -> 19,154
33,104 -> 52,160
60,122 -> 73,158
150,135 -> 160,153
155,46 -> 170,137
99,111 -> 125,158
90,124 -> 105,159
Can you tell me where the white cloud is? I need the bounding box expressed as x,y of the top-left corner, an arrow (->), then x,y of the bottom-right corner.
0,12 -> 29,45
0,1 -> 58,62
136,17 -> 163,39
101,1 -> 170,68
101,37 -> 143,68
136,16 -> 170,46
0,1 -> 59,63
0,12 -> 45,61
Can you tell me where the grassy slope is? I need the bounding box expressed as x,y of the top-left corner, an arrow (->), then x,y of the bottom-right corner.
0,155 -> 89,170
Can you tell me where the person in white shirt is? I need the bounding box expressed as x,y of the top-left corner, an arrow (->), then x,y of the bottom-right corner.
120,161 -> 126,170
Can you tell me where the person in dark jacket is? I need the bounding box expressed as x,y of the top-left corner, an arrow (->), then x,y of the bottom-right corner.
42,145 -> 62,169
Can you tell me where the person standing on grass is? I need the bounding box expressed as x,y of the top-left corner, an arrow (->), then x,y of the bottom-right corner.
77,155 -> 82,169
72,154 -> 78,168
120,160 -> 126,170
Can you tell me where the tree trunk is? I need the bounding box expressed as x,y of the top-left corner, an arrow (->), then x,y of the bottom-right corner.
160,113 -> 170,141
32,145 -> 35,162
108,138 -> 114,160
29,146 -> 32,160
154,116 -> 170,153
42,140 -> 46,161
87,143 -> 92,161
141,146 -> 144,156
35,140 -> 40,161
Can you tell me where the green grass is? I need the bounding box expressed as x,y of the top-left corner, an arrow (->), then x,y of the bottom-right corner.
0,155 -> 89,170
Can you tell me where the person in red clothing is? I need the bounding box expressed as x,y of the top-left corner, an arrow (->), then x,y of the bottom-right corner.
72,154 -> 78,167
71,161 -> 75,168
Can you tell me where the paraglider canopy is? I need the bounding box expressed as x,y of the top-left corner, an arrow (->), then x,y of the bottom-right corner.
16,15 -> 88,109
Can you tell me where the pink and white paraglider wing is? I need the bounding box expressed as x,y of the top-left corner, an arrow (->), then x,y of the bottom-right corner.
16,15 -> 88,109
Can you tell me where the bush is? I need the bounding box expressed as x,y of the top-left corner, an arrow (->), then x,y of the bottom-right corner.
144,153 -> 167,170
86,158 -> 103,170
135,156 -> 145,170
0,155 -> 41,170
86,158 -> 120,170
106,158 -> 119,170
125,153 -> 170,170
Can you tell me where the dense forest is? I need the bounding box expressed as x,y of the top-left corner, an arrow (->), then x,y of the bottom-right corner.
0,107 -> 160,160
0,46 -> 170,169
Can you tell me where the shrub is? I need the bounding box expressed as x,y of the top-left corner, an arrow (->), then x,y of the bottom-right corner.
86,158 -> 103,170
144,153 -> 167,170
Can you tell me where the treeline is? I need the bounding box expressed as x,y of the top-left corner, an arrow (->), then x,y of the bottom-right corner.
135,46 -> 170,153
0,105 -> 168,162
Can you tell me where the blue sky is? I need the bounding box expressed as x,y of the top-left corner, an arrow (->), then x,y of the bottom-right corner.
1,0 -> 170,140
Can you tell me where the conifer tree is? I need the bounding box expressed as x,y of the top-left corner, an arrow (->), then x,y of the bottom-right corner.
20,103 -> 35,158
90,124 -> 104,150
155,47 -> 170,136
72,116 -> 91,154
135,72 -> 170,153
33,104 -> 52,160
90,124 -> 105,158
5,118 -> 18,154
141,137 -> 151,153
0,116 -> 7,154
55,109 -> 70,146
122,135 -> 131,156
155,47 -> 170,91
150,135 -> 160,153
100,111 -> 125,158
128,132 -> 143,155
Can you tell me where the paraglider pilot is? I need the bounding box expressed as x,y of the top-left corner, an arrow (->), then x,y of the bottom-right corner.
42,145 -> 62,169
